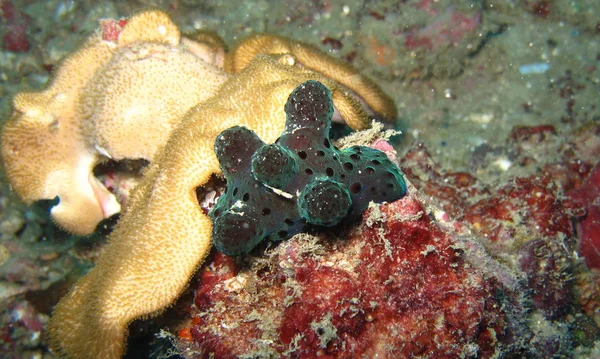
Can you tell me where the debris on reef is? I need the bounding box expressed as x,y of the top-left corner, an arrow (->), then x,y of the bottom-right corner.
210,81 -> 406,255
0,298 -> 48,354
0,178 -> 103,358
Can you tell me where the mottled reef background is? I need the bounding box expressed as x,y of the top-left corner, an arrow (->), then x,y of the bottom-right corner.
0,0 -> 599,358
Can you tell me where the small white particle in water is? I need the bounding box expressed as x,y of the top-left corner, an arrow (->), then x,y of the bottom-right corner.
30,331 -> 40,342
469,113 -> 493,124
493,157 -> 512,171
232,200 -> 245,209
158,25 -> 167,35
265,184 -> 294,198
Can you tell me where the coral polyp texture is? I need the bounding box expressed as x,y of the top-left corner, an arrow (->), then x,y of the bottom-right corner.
0,10 -> 228,235
224,34 -> 397,121
210,81 -> 406,255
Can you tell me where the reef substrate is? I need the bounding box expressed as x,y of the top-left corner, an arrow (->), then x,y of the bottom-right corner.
175,122 -> 600,358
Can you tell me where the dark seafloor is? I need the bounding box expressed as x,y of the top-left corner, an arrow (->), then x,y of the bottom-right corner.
0,0 -> 599,358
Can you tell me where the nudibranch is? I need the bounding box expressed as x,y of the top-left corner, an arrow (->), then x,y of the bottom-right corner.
211,80 -> 406,255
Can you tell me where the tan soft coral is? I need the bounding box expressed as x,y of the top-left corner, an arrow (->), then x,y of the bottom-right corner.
2,12 -> 397,236
1,35 -> 118,235
80,40 -> 228,160
47,54 -> 372,359
1,10 -> 228,234
1,9 -> 400,359
225,33 -> 398,121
